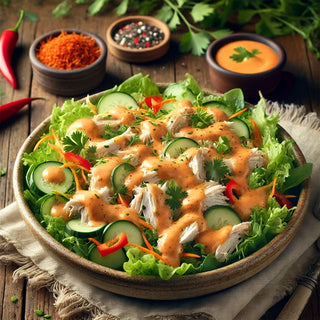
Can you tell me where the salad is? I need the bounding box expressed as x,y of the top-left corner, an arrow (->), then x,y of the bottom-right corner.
22,74 -> 312,280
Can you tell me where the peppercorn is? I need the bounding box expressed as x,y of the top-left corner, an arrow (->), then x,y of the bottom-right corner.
113,21 -> 164,49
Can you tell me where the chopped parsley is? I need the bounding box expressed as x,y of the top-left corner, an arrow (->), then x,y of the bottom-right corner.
214,136 -> 232,154
104,124 -> 128,139
62,130 -> 88,154
205,158 -> 231,183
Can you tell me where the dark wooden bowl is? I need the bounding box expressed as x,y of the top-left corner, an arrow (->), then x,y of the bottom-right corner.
106,16 -> 170,63
13,89 -> 310,300
29,29 -> 107,96
206,33 -> 287,99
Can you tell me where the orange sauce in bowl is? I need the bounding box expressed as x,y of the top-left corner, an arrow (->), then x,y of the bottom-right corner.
215,40 -> 279,74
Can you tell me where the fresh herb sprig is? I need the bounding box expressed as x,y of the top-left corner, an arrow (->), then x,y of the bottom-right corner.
190,108 -> 214,129
165,179 -> 188,211
205,158 -> 231,183
230,47 -> 261,62
62,130 -> 88,154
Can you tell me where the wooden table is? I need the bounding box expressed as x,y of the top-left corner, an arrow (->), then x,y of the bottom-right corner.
0,1 -> 319,319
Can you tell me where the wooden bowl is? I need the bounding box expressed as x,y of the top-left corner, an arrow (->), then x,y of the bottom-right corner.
106,16 -> 170,63
13,89 -> 310,300
206,33 -> 287,99
29,29 -> 107,96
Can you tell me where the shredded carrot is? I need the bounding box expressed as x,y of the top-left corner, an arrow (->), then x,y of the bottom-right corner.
228,107 -> 248,120
51,127 -> 64,151
69,166 -> 82,191
285,195 -> 297,198
269,177 -> 277,198
88,238 -> 101,246
181,252 -> 201,259
138,218 -> 154,230
159,98 -> 175,107
250,117 -> 262,147
141,232 -> 154,251
60,162 -> 90,172
33,134 -> 54,152
52,190 -> 73,199
88,101 -> 98,115
48,142 -> 65,158
36,30 -> 101,70
126,243 -> 168,264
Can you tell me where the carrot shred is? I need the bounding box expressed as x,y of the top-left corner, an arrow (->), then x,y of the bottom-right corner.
60,162 -> 90,172
88,238 -> 101,246
138,218 -> 154,230
126,243 -> 168,265
48,142 -> 65,158
269,177 -> 277,199
69,166 -> 82,191
33,134 -> 54,152
51,127 -> 64,151
228,107 -> 248,120
250,117 -> 262,147
181,252 -> 201,259
141,232 -> 154,251
52,190 -> 73,199
88,101 -> 98,115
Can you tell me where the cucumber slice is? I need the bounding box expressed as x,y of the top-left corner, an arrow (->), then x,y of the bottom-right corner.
205,205 -> 241,230
66,218 -> 106,238
103,220 -> 144,246
97,92 -> 139,114
229,118 -> 250,139
164,137 -> 199,158
38,193 -> 69,218
203,101 -> 233,117
89,246 -> 126,270
26,164 -> 37,189
161,101 -> 177,113
111,163 -> 135,192
163,84 -> 196,104
29,161 -> 74,195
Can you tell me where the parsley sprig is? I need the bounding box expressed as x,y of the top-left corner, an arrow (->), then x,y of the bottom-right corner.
230,47 -> 261,62
165,179 -> 188,211
62,130 -> 88,154
190,108 -> 214,129
205,158 -> 231,183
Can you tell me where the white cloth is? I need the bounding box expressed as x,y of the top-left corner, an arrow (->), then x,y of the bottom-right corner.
0,103 -> 320,320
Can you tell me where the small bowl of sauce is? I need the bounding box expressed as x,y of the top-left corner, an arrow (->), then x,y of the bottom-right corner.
106,15 -> 170,63
206,33 -> 286,99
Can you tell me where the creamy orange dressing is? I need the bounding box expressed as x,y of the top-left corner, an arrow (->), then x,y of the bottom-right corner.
51,201 -> 70,221
195,225 -> 233,254
64,100 -> 272,267
106,106 -> 136,125
68,118 -> 104,142
91,157 -> 122,189
216,40 -> 279,74
42,166 -> 65,184
71,190 -> 140,227
206,107 -> 229,122
159,213 -> 206,267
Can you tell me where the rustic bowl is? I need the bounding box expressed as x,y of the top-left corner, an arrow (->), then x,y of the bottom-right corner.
206,33 -> 286,99
106,16 -> 170,63
29,29 -> 107,96
13,89 -> 309,300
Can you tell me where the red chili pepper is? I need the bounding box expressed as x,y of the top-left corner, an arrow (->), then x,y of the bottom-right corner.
273,189 -> 293,209
0,10 -> 24,89
64,152 -> 92,171
0,97 -> 43,123
89,233 -> 128,257
226,179 -> 242,204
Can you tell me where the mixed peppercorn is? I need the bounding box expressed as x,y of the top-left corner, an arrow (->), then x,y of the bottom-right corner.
113,21 -> 164,49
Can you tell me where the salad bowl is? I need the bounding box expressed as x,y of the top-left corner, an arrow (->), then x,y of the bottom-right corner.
13,77 -> 310,300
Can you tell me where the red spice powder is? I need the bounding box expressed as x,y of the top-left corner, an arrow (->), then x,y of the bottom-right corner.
36,30 -> 102,70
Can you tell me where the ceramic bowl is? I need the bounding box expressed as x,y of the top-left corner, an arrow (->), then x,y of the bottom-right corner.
106,16 -> 170,63
29,29 -> 107,96
206,33 -> 286,99
13,89 -> 310,300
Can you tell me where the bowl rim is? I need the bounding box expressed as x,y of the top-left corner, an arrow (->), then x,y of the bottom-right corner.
106,15 -> 170,54
12,88 -> 310,299
206,32 -> 287,78
29,29 -> 107,75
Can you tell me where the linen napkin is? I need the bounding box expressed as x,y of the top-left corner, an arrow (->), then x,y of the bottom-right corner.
1,102 -> 320,320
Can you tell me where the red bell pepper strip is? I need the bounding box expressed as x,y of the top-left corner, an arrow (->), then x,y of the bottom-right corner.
89,233 -> 128,257
0,10 -> 24,89
63,152 -> 92,171
226,179 -> 241,204
273,189 -> 293,209
0,97 -> 43,123
144,96 -> 162,114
